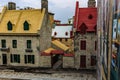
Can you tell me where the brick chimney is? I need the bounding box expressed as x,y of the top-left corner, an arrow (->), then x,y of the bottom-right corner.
41,0 -> 48,12
88,0 -> 96,7
8,2 -> 16,10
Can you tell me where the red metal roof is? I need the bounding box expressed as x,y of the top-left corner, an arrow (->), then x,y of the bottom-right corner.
51,50 -> 64,55
64,53 -> 74,57
41,52 -> 51,56
74,1 -> 97,32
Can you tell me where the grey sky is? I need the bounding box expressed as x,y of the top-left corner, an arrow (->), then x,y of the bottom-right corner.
0,0 -> 97,23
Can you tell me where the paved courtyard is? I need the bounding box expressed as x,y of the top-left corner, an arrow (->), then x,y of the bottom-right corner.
0,69 -> 96,80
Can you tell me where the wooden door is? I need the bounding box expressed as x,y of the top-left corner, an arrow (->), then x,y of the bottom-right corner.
2,54 -> 7,65
80,55 -> 86,68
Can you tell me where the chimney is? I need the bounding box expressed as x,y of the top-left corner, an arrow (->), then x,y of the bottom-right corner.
8,2 -> 16,10
41,0 -> 48,12
88,0 -> 96,7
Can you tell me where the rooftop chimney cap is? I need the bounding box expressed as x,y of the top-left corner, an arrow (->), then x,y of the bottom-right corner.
8,2 -> 16,10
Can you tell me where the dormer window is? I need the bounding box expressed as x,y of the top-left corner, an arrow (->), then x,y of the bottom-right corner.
7,21 -> 12,31
88,14 -> 93,19
24,21 -> 29,30
54,32 -> 57,36
79,23 -> 88,34
65,32 -> 68,36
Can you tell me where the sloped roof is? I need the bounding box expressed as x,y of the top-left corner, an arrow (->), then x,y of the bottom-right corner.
74,1 -> 97,32
0,7 -> 45,35
52,25 -> 72,38
44,48 -> 55,54
52,40 -> 69,51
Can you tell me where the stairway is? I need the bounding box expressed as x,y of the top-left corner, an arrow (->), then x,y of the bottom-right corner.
53,60 -> 62,69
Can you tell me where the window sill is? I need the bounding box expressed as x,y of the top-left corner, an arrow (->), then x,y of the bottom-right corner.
25,49 -> 33,52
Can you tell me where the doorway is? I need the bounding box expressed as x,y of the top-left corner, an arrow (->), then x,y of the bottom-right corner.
51,54 -> 63,69
80,55 -> 86,68
2,54 -> 7,65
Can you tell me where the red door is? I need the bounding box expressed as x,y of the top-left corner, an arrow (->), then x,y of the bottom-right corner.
80,55 -> 86,68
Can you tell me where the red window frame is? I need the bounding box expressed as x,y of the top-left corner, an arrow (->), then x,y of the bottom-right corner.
80,40 -> 86,50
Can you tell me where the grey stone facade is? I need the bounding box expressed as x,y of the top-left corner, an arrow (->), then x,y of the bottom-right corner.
63,56 -> 74,68
74,33 -> 97,69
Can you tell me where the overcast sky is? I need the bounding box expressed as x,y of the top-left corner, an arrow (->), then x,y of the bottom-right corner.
0,0 -> 97,23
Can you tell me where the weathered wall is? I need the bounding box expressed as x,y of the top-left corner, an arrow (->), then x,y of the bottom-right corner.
0,36 -> 40,67
39,56 -> 51,67
74,33 -> 97,69
63,56 -> 74,68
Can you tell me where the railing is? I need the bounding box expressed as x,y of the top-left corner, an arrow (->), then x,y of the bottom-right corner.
25,48 -> 33,52
0,47 -> 10,52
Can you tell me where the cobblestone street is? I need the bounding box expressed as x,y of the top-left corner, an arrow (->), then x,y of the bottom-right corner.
0,70 -> 96,80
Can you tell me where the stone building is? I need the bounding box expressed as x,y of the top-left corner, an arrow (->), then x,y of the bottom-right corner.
0,0 -> 54,67
74,0 -> 97,69
52,24 -> 73,48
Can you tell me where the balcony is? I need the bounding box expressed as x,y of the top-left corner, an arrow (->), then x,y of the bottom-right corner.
0,47 -> 10,52
25,48 -> 33,52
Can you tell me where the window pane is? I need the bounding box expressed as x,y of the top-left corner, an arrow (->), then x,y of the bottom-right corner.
11,54 -> 20,63
14,54 -> 17,62
24,21 -> 29,30
12,40 -> 17,48
24,55 -> 27,64
24,55 -> 34,64
32,55 -> 35,64
1,40 -> 6,48
10,54 -> 13,63
80,40 -> 86,50
27,40 -> 31,48
18,55 -> 20,63
7,21 -> 12,30
28,55 -> 31,63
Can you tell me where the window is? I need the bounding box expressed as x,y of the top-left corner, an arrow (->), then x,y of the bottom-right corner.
12,40 -> 17,48
11,54 -> 20,63
27,40 -> 31,49
65,32 -> 68,36
1,40 -> 6,48
24,55 -> 35,64
80,40 -> 86,50
88,14 -> 93,19
91,56 -> 96,66
7,21 -> 12,30
80,23 -> 87,34
54,32 -> 57,36
24,21 -> 29,30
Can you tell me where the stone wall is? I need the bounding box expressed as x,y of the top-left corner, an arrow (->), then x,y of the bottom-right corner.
0,36 -> 40,67
39,56 -> 51,67
63,56 -> 74,68
74,33 -> 97,69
